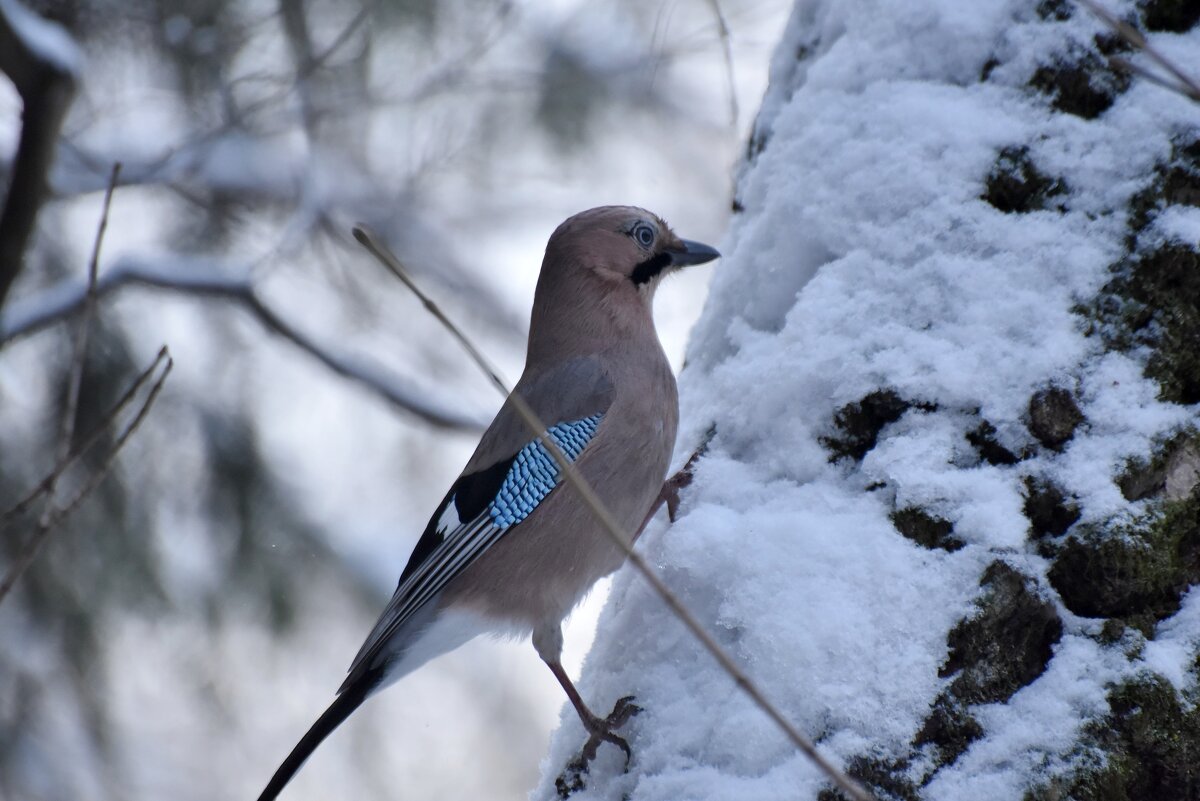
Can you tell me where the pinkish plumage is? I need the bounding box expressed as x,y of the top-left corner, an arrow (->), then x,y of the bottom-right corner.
257,206 -> 718,800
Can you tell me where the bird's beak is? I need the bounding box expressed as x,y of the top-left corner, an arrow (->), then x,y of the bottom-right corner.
667,239 -> 721,266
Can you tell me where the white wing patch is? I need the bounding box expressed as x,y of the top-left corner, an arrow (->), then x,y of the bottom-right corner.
434,499 -> 462,536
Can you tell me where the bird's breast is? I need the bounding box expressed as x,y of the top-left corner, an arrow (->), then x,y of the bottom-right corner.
443,352 -> 678,628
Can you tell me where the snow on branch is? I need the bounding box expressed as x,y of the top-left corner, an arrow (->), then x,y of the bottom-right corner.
0,0 -> 81,313
0,255 -> 488,432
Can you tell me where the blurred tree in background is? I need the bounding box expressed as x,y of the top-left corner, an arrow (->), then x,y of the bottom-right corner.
0,0 -> 776,798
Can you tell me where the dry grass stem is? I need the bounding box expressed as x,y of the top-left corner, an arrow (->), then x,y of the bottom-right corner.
1075,0 -> 1200,102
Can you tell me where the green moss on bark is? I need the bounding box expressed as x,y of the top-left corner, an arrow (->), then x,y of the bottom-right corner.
913,693 -> 985,768
1118,430 -> 1200,502
1024,476 -> 1081,538
1047,490 -> 1200,621
1026,674 -> 1200,801
892,507 -> 965,552
942,562 -> 1063,705
966,419 -> 1024,466
982,147 -> 1067,213
1036,0 -> 1072,21
1029,46 -> 1131,119
821,390 -> 935,462
905,563 -> 1064,776
1138,0 -> 1200,32
1028,387 -> 1085,450
818,756 -> 920,801
1092,136 -> 1200,405
1136,245 -> 1200,406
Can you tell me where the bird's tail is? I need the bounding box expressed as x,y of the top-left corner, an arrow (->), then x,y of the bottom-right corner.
255,672 -> 378,801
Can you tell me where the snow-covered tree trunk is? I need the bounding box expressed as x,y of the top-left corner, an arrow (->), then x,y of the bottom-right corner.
538,1 -> 1200,799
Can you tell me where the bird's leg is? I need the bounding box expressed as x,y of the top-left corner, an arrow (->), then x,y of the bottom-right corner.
545,658 -> 642,768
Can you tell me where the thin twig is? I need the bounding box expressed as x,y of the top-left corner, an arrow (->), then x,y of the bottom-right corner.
0,347 -> 171,605
54,163 -> 121,466
25,162 -> 119,574
2,161 -> 117,605
351,227 -> 508,392
0,347 -> 171,606
704,0 -> 739,127
309,1 -> 371,73
352,225 -> 873,801
2,346 -> 171,527
1074,0 -> 1200,103
50,351 -> 173,524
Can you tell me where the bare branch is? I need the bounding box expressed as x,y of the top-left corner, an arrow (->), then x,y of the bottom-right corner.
13,162 -> 123,584
0,347 -> 172,607
3,347 -> 172,527
278,0 -> 320,138
353,226 -> 875,801
50,350 -> 173,526
703,0 -> 739,127
0,0 -> 81,313
309,3 -> 371,72
1075,0 -> 1200,103
0,256 -> 488,431
55,162 -> 120,466
1,162 -> 121,605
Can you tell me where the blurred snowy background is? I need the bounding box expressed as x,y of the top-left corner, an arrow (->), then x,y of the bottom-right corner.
0,1 -> 789,799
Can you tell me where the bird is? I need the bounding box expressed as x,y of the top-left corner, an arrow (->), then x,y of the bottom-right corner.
256,206 -> 719,800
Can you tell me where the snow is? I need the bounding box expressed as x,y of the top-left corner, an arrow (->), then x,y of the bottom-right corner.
536,1 -> 1200,799
0,0 -> 82,77
1150,203 -> 1200,245
1144,588 -> 1200,693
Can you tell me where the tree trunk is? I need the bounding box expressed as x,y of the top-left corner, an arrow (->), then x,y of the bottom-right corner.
540,1 -> 1200,799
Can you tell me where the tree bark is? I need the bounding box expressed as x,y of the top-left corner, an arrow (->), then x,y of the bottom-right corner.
0,1 -> 79,313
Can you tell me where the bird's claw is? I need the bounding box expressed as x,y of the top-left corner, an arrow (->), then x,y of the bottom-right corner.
581,695 -> 641,764
554,696 -> 643,798
606,695 -> 642,730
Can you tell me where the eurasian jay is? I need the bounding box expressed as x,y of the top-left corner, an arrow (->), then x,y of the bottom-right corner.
256,206 -> 719,799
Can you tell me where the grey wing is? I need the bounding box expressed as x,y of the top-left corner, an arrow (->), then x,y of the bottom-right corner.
339,356 -> 614,692
339,506 -> 506,692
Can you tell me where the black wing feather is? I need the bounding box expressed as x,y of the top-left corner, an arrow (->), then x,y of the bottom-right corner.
397,456 -> 516,585
256,666 -> 383,801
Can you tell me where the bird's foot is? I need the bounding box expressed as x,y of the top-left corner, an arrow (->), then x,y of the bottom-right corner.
660,425 -> 715,522
554,696 -> 642,798
581,695 -> 641,764
660,466 -> 693,523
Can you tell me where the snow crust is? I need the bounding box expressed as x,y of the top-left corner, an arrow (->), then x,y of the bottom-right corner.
537,1 -> 1200,799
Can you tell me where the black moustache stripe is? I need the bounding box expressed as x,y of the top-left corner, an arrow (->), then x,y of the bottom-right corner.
630,252 -> 671,285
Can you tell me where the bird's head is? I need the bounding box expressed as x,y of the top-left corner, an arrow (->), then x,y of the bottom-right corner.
542,206 -> 720,301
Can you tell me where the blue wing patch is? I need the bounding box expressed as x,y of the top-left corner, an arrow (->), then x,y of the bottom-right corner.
489,414 -> 603,527
344,413 -> 605,688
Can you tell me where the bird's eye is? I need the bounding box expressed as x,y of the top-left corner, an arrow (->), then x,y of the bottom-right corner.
631,223 -> 655,248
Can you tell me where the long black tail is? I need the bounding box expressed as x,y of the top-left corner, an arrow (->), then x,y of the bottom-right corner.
256,673 -> 378,801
